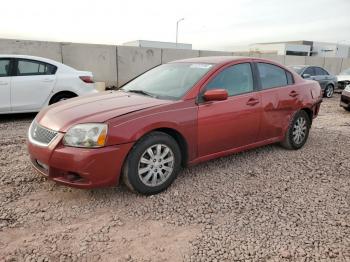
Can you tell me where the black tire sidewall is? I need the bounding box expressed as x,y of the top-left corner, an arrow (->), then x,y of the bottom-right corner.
124,132 -> 182,195
287,111 -> 311,149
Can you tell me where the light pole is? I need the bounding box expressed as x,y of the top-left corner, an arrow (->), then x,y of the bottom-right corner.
176,18 -> 185,46
336,40 -> 350,57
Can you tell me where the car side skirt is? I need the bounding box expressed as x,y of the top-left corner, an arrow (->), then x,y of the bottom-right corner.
188,136 -> 282,166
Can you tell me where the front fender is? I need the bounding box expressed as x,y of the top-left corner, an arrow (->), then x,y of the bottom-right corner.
106,100 -> 198,161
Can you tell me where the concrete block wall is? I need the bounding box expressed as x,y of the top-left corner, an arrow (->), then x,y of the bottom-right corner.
284,55 -> 306,66
259,54 -> 285,65
341,58 -> 350,72
305,56 -> 324,67
199,50 -> 233,57
62,43 -> 118,87
0,39 -> 62,61
1,38 -> 350,88
161,49 -> 199,63
324,57 -> 343,75
117,46 -> 161,86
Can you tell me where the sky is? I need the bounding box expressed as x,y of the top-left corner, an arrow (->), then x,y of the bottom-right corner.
0,0 -> 349,51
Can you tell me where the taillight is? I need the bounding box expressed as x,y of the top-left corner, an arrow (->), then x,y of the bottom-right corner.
79,76 -> 94,83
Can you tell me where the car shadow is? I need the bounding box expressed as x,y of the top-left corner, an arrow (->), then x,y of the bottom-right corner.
0,112 -> 37,122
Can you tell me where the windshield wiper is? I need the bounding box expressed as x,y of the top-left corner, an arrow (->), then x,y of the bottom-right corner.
126,89 -> 158,98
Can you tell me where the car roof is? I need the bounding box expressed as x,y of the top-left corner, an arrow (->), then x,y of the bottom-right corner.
0,54 -> 59,63
0,54 -> 75,71
169,56 -> 251,64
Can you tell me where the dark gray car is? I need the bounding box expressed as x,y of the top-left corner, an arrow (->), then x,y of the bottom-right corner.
289,65 -> 337,98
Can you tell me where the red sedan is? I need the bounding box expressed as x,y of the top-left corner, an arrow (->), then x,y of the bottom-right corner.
27,57 -> 322,195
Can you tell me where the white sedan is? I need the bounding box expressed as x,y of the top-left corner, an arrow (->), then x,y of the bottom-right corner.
0,55 -> 98,114
337,68 -> 350,90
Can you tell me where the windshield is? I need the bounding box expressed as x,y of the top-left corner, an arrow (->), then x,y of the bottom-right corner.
288,66 -> 305,74
121,63 -> 214,100
340,68 -> 350,75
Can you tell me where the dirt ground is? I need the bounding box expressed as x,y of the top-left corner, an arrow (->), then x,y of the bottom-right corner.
0,94 -> 349,262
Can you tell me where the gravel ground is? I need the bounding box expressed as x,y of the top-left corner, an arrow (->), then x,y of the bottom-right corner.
0,94 -> 349,262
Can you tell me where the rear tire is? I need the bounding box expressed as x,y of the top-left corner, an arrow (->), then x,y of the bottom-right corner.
324,85 -> 334,98
280,110 -> 311,150
122,131 -> 182,195
49,92 -> 77,105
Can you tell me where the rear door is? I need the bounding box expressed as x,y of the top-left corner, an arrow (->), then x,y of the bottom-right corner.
0,58 -> 13,113
197,62 -> 261,157
255,62 -> 300,141
314,67 -> 328,89
315,67 -> 331,89
11,59 -> 57,112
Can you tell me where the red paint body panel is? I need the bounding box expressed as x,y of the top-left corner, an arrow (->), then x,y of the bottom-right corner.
27,57 -> 322,189
197,92 -> 261,156
28,139 -> 133,188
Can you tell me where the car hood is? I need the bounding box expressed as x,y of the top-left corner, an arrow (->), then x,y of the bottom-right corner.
36,91 -> 171,132
337,75 -> 350,81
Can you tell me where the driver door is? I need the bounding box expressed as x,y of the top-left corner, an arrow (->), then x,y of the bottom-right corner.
197,62 -> 261,157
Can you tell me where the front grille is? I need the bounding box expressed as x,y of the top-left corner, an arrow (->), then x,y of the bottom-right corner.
29,121 -> 58,146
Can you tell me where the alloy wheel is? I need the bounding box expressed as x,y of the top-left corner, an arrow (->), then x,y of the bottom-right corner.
326,86 -> 334,98
138,144 -> 175,187
292,116 -> 307,145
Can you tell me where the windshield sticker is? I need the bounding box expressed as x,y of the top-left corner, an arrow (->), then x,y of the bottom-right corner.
190,64 -> 213,69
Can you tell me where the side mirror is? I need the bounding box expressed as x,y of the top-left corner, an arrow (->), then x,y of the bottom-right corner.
203,89 -> 228,102
302,73 -> 311,79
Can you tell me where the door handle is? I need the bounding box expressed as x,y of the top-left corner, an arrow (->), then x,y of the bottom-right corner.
42,79 -> 54,82
289,90 -> 299,97
246,98 -> 259,106
0,81 -> 8,85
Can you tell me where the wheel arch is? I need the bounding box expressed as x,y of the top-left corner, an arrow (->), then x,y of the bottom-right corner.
148,127 -> 189,167
301,107 -> 313,124
48,91 -> 78,105
326,82 -> 335,88
122,126 -> 189,170
119,126 -> 189,187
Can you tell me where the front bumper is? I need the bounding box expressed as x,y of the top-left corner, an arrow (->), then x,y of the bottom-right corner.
27,135 -> 133,189
340,90 -> 350,109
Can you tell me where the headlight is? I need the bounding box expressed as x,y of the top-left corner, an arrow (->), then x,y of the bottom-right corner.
63,123 -> 108,148
345,85 -> 350,92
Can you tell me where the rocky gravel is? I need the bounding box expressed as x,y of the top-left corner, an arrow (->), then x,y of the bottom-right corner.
1,94 -> 350,262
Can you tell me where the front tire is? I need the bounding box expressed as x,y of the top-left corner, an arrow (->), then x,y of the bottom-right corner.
122,131 -> 182,195
280,110 -> 311,150
324,85 -> 334,98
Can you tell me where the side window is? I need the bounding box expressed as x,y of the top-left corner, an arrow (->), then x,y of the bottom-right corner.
16,60 -> 57,76
257,63 -> 287,89
205,63 -> 254,96
303,67 -> 315,76
0,59 -> 11,77
286,71 -> 294,85
315,67 -> 329,76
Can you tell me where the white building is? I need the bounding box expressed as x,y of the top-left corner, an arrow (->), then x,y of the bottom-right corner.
246,41 -> 350,58
311,42 -> 349,58
123,40 -> 192,50
249,42 -> 311,56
